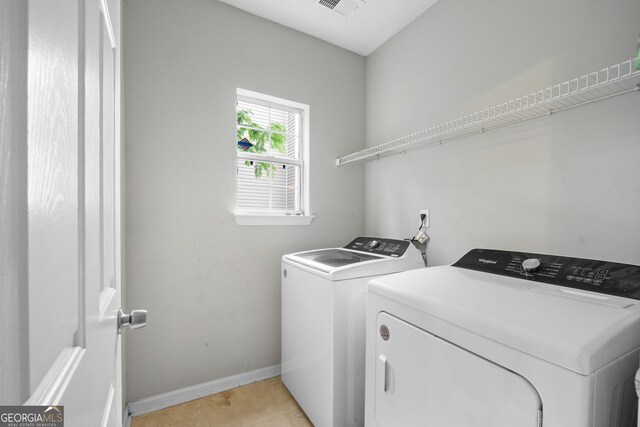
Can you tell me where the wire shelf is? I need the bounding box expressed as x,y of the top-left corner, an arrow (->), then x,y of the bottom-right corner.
336,58 -> 640,166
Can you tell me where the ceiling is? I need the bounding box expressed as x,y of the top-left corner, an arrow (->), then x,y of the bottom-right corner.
218,0 -> 439,57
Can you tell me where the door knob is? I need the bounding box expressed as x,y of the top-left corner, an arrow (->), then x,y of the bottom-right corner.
117,309 -> 147,334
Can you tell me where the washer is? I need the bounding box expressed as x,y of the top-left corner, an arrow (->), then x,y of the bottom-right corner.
365,248 -> 640,427
282,237 -> 424,427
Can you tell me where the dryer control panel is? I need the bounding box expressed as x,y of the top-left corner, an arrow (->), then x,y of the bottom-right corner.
453,248 -> 640,300
344,237 -> 410,257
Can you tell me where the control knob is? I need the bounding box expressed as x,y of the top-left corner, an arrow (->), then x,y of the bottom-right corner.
368,240 -> 380,248
522,258 -> 541,274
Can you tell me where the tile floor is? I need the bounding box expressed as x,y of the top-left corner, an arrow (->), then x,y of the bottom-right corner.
131,377 -> 313,427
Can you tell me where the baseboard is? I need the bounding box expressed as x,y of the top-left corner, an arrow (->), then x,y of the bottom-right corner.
122,404 -> 132,427
127,364 -> 281,417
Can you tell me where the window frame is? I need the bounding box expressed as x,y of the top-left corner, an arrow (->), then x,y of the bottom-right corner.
234,88 -> 313,226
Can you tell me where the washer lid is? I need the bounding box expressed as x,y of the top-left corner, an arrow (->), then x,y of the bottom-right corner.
368,266 -> 640,375
284,248 -> 405,280
292,248 -> 380,268
283,237 -> 421,280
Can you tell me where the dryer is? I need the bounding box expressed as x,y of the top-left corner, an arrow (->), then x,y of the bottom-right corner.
365,248 -> 640,427
282,237 -> 424,427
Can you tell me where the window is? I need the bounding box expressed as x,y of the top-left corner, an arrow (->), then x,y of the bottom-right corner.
235,89 -> 312,225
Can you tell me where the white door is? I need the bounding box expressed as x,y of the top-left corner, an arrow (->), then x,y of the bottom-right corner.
19,0 -> 132,425
374,312 -> 542,427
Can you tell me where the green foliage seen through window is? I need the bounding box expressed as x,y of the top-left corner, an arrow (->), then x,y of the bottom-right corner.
237,109 -> 287,178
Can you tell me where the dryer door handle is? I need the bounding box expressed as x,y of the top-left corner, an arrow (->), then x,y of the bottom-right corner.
378,354 -> 389,392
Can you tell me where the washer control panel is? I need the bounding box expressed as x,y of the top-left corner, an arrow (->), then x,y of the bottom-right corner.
344,237 -> 410,257
453,248 -> 640,300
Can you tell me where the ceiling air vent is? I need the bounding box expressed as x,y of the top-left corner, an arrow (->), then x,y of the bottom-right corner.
318,0 -> 360,17
319,0 -> 341,9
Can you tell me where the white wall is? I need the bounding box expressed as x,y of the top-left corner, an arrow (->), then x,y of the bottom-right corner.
0,0 -> 29,405
123,0 -> 365,401
365,0 -> 640,266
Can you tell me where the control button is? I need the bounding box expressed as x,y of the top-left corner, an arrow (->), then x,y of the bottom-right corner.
583,278 -> 593,284
597,269 -> 608,275
595,274 -> 605,280
574,276 -> 584,282
566,275 -> 575,280
521,258 -> 541,274
368,240 -> 380,248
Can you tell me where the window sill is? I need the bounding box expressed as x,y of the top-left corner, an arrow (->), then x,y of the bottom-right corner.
234,214 -> 315,226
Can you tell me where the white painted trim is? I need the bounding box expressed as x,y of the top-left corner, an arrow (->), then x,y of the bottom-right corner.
98,287 -> 116,320
237,88 -> 308,112
101,385 -> 115,427
114,0 -> 124,423
127,364 -> 281,417
236,151 -> 302,167
99,0 -> 116,48
234,214 -> 314,226
26,347 -> 85,405
122,404 -> 132,427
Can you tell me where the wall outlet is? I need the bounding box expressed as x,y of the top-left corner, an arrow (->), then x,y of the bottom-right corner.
420,209 -> 430,228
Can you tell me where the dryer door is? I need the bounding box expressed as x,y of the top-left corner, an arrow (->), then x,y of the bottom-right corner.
374,312 -> 542,427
